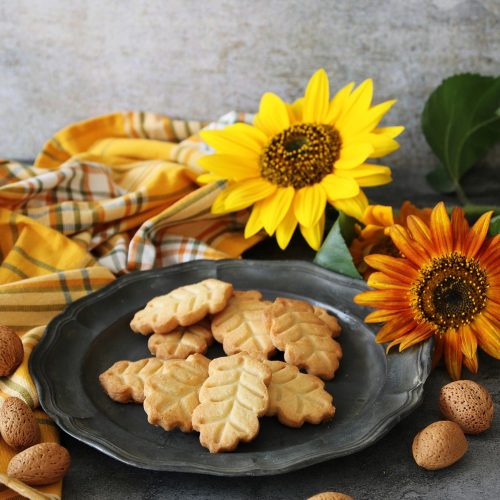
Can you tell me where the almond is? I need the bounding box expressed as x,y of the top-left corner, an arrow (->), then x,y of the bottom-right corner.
308,493 -> 353,500
0,325 -> 24,377
7,442 -> 71,486
0,397 -> 40,451
412,420 -> 468,470
439,380 -> 494,434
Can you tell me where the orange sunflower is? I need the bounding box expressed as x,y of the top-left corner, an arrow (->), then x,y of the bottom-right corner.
354,202 -> 500,379
350,201 -> 432,278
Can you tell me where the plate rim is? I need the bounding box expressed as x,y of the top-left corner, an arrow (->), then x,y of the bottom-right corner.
30,259 -> 432,476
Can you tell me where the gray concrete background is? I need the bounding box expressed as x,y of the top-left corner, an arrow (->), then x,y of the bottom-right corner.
1,0 -> 499,201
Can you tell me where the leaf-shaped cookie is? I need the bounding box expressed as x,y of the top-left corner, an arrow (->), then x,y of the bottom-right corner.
191,353 -> 271,453
99,358 -> 166,403
313,306 -> 341,338
148,322 -> 214,360
265,298 -> 343,380
143,354 -> 210,432
211,290 -> 275,359
130,279 -> 233,335
264,360 -> 335,427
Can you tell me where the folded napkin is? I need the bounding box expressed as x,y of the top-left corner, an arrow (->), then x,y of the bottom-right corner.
0,111 -> 259,499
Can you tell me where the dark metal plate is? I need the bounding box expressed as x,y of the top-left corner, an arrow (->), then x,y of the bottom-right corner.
30,260 -> 431,476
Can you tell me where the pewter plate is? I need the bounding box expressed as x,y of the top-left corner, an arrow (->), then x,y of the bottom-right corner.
30,260 -> 432,476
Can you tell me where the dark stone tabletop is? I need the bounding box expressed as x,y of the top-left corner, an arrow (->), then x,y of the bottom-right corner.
61,214 -> 500,500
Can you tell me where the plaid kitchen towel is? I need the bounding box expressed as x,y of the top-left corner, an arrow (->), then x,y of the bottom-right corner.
0,111 -> 260,499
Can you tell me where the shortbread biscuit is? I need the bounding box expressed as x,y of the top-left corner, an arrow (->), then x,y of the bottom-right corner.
148,322 -> 213,360
130,279 -> 233,335
211,290 -> 275,359
99,358 -> 166,403
313,306 -> 341,338
192,353 -> 271,453
265,298 -> 343,380
143,354 -> 210,432
264,360 -> 335,427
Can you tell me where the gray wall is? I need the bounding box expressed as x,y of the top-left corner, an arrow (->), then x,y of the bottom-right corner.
1,0 -> 499,201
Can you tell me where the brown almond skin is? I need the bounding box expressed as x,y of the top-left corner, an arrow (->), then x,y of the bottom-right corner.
412,420 -> 468,470
7,442 -> 71,486
0,397 -> 40,451
440,380 -> 494,434
0,325 -> 24,377
308,493 -> 353,500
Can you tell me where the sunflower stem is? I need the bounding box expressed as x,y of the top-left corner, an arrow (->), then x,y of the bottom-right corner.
455,183 -> 471,206
462,204 -> 500,218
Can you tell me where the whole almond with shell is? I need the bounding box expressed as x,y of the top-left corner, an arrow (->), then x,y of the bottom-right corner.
412,420 -> 468,470
0,397 -> 40,451
439,380 -> 494,434
7,442 -> 71,486
0,325 -> 24,377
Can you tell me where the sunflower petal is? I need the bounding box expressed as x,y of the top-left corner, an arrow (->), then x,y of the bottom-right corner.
364,254 -> 418,280
212,187 -> 231,214
430,202 -> 453,255
325,82 -> 355,125
364,308 -> 413,323
276,204 -> 298,249
224,178 -> 276,212
332,191 -> 368,221
259,186 -> 295,235
459,324 -> 478,360
375,316 -> 418,343
299,213 -> 325,250
321,174 -> 359,201
406,215 -> 434,250
293,184 -> 327,228
362,204 -> 394,226
335,144 -> 374,169
451,207 -> 469,253
399,323 -> 434,351
339,165 -> 392,187
388,224 -> 430,266
338,100 -> 397,138
303,68 -> 330,123
473,314 -> 500,359
200,124 -> 265,158
354,289 -> 410,309
443,330 -> 463,380
463,351 -> 479,374
367,271 -> 413,289
375,126 -> 405,139
254,92 -> 290,137
336,79 -> 374,129
244,201 -> 265,238
197,154 -> 259,181
465,210 -> 493,259
288,97 -> 304,124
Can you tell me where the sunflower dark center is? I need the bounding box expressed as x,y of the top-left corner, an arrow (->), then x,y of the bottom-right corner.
411,252 -> 488,332
259,123 -> 341,188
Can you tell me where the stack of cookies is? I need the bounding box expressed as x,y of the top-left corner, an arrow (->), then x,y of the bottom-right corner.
99,279 -> 343,453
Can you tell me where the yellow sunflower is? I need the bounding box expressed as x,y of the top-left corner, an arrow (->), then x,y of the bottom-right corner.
350,201 -> 432,278
354,202 -> 500,380
197,69 -> 404,250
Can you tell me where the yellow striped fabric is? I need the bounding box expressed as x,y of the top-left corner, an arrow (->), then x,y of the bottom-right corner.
0,110 -> 261,498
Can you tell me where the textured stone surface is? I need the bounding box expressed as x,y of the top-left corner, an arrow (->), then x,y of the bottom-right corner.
1,0 -> 499,202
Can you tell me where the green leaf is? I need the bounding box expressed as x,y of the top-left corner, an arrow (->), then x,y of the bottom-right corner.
490,215 -> 500,235
422,73 -> 500,194
426,166 -> 456,193
314,212 -> 362,279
